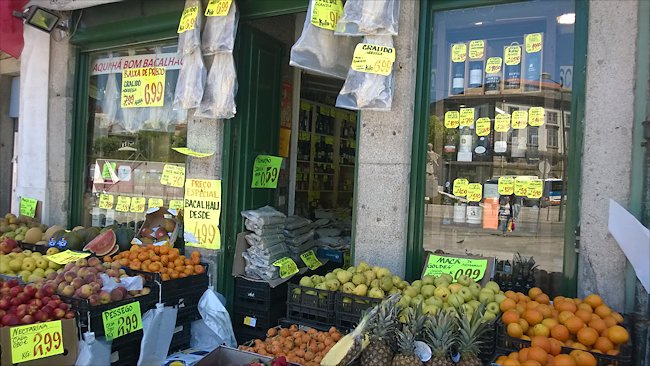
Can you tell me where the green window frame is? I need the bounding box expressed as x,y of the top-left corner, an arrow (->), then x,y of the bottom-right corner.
406,0 -> 589,297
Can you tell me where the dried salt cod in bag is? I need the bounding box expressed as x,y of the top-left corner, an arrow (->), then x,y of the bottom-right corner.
195,53 -> 238,119
173,50 -> 207,110
177,0 -> 202,55
290,0 -> 357,79
335,0 -> 400,36
336,35 -> 395,111
201,1 -> 239,55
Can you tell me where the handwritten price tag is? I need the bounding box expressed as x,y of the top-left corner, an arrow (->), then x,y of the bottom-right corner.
505,45 -> 522,65
466,183 -> 483,202
351,43 -> 396,76
160,164 -> 185,188
169,200 -> 184,210
10,320 -> 64,363
444,111 -> 460,129
451,43 -> 467,63
19,197 -> 37,218
495,114 -> 511,132
460,108 -> 475,127
205,0 -> 232,16
147,198 -> 164,209
485,57 -> 502,74
527,179 -> 543,199
528,107 -> 545,126
103,302 -> 142,341
468,40 -> 484,59
512,110 -> 528,129
130,197 -> 146,213
115,196 -> 131,212
172,147 -> 214,158
252,155 -> 283,189
453,178 -> 469,197
273,257 -> 299,279
498,177 -> 515,195
299,131 -> 311,140
184,179 -> 222,250
47,250 -> 91,265
177,6 -> 198,33
311,0 -> 343,30
526,33 -> 543,53
300,250 -> 322,270
475,117 -> 491,136
514,177 -> 530,196
121,67 -> 166,108
99,194 -> 114,209
424,254 -> 488,281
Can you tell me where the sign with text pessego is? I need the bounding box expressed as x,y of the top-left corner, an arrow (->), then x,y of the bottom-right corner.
184,179 -> 221,250
121,67 -> 166,108
102,302 -> 142,341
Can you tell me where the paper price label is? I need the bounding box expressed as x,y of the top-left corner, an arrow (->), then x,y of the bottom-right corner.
160,164 -> 185,188
102,162 -> 116,179
468,40 -> 485,59
311,0 -> 343,30
130,197 -> 146,213
466,183 -> 482,202
19,197 -> 37,218
172,147 -> 214,158
512,111 -> 528,129
184,179 -> 222,250
527,179 -> 543,199
514,177 -> 530,196
504,45 -> 522,65
102,302 -> 142,341
169,200 -> 184,210
453,178 -> 469,197
121,67 -> 166,108
475,117 -> 491,136
243,316 -> 257,327
325,136 -> 334,144
252,155 -> 283,189
115,196 -> 131,212
10,320 -> 64,363
444,111 -> 460,129
423,254 -> 488,281
351,43 -> 396,76
460,108 -> 475,127
47,250 -> 91,265
147,198 -> 164,209
494,114 -> 511,132
99,194 -> 114,209
205,0 -> 232,16
299,131 -> 311,140
526,33 -> 543,53
177,6 -> 198,33
498,177 -> 515,195
300,101 -> 311,110
273,257 -> 299,279
300,250 -> 322,270
451,43 -> 467,63
485,57 -> 502,74
528,107 -> 545,126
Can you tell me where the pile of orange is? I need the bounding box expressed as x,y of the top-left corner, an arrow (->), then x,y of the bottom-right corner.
104,244 -> 204,281
501,287 -> 629,358
494,341 -> 598,366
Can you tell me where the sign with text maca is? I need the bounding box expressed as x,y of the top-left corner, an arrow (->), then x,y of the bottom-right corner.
351,43 -> 396,76
184,179 -> 222,250
252,155 -> 283,189
311,0 -> 343,30
19,197 -> 37,218
102,301 -> 142,341
422,253 -> 490,283
121,67 -> 166,108
10,320 -> 64,363
47,250 -> 91,265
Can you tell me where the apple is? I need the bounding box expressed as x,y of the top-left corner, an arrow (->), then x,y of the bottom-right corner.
459,287 -> 474,302
421,285 -> 436,298
448,293 -> 465,308
433,286 -> 451,301
422,275 -> 436,286
448,283 -> 462,294
483,311 -> 497,322
462,303 -> 474,315
494,293 -> 507,304
486,301 -> 500,314
479,289 -> 495,303
411,280 -> 423,289
423,304 -> 439,315
457,274 -> 471,286
425,296 -> 443,308
484,281 -> 500,294
16,304 -> 28,318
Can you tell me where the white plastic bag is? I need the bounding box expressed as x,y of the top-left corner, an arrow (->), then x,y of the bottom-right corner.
100,61 -> 119,129
137,303 -> 178,366
335,0 -> 400,36
195,53 -> 238,119
290,0 -> 358,79
178,0 -> 202,55
190,288 -> 236,350
241,206 -> 287,227
76,331 -> 112,366
202,1 -> 239,55
336,35 -> 395,111
173,50 -> 207,110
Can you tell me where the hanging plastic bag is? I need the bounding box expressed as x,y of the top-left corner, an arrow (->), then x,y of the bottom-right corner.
76,331 -> 112,366
137,303 -> 178,366
173,50 -> 207,110
202,1 -> 239,55
290,0 -> 358,79
100,56 -> 119,129
190,287 -> 236,350
195,53 -> 238,119
335,0 -> 400,36
178,0 -> 202,55
336,35 -> 395,111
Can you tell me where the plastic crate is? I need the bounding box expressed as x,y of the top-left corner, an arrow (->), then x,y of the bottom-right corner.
235,277 -> 287,308
124,262 -> 209,306
479,320 -> 497,363
18,241 -> 49,254
334,292 -> 381,330
233,302 -> 285,336
174,289 -> 204,325
110,329 -> 143,365
169,322 -> 192,355
285,283 -> 336,327
278,317 -> 333,332
234,324 -> 267,345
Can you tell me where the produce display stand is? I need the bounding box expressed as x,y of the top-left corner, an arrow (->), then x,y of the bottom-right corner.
285,282 -> 336,327
233,278 -> 288,344
0,318 -> 79,366
334,291 -> 381,330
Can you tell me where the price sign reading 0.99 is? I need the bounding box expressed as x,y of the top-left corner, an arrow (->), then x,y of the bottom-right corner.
102,302 -> 142,341
205,0 -> 232,16
423,254 -> 488,282
10,320 -> 64,363
121,67 -> 166,108
351,43 -> 396,76
311,0 -> 343,30
252,155 -> 283,189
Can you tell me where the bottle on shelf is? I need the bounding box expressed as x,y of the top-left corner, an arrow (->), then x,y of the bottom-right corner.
524,50 -> 541,91
468,61 -> 483,89
443,130 -> 457,161
494,129 -> 508,156
451,62 -> 465,95
457,126 -> 473,162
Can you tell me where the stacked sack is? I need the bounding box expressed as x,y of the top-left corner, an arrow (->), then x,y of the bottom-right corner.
240,206 -> 288,280
284,216 -> 315,261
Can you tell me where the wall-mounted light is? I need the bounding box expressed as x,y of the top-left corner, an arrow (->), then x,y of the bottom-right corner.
556,13 -> 575,25
13,6 -> 62,33
474,22 -> 483,26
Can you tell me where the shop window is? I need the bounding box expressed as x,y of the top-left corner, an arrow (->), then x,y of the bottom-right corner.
424,0 -> 575,295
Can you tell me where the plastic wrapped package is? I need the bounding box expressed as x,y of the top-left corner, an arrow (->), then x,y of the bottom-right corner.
335,0 -> 400,36
336,35 -> 395,111
242,252 -> 280,280
245,221 -> 284,236
285,229 -> 314,246
315,227 -> 342,238
285,215 -> 312,230
244,232 -> 285,249
201,2 -> 239,55
173,50 -> 206,110
241,206 -> 287,227
290,0 -> 358,79
191,288 -> 236,350
284,224 -> 314,238
247,242 -> 289,263
195,53 -> 238,119
178,0 -> 202,55
286,239 -> 316,255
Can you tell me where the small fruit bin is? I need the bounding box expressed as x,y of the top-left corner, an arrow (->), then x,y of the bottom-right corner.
235,277 -> 287,308
334,292 -> 381,330
285,282 -> 336,327
233,302 -> 285,343
123,262 -> 209,306
131,208 -> 179,247
17,241 -> 48,254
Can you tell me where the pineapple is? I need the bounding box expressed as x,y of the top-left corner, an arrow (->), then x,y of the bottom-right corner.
391,305 -> 426,366
424,311 -> 456,366
360,295 -> 401,366
456,304 -> 489,366
321,305 -> 378,366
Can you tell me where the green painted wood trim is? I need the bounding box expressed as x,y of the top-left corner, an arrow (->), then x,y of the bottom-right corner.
69,51 -> 89,226
237,0 -> 307,20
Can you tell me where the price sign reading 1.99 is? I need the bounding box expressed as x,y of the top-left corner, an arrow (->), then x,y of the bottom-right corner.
184,179 -> 222,250
121,67 -> 166,108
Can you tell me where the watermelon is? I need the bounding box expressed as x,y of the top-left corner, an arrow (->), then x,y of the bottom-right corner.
83,229 -> 116,256
114,228 -> 135,251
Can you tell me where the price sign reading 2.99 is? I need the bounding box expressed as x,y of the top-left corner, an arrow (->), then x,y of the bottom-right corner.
11,320 -> 64,363
102,302 -> 142,341
121,67 -> 166,108
252,155 -> 283,189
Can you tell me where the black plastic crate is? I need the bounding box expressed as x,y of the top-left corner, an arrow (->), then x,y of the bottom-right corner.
110,329 -> 143,365
278,317 -> 333,332
233,302 -> 285,336
479,320 -> 497,363
235,277 -> 287,308
234,324 -> 267,345
173,289 -> 204,325
18,241 -> 49,254
124,262 -> 209,306
169,321 -> 192,354
334,292 -> 381,330
285,283 -> 336,327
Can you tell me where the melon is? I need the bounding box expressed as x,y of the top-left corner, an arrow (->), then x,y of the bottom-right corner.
107,245 -> 119,256
43,225 -> 64,241
114,228 -> 135,251
83,229 -> 116,256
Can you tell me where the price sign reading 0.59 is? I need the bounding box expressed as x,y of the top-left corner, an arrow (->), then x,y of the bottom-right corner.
11,320 -> 64,363
252,155 -> 283,189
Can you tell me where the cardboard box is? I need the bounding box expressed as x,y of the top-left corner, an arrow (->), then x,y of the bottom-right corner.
196,345 -> 300,366
0,318 -> 79,366
131,207 -> 179,246
421,251 -> 496,287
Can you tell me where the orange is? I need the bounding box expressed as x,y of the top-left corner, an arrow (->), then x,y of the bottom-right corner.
161,273 -> 170,281
527,346 -> 548,365
522,335 -> 532,341
508,323 -> 524,338
548,338 -> 563,356
588,318 -> 607,335
577,303 -> 593,313
505,290 -> 519,301
529,287 -> 543,299
553,354 -> 577,366
501,298 -> 517,312
191,255 -> 201,265
571,342 -> 588,350
559,311 -> 575,325
537,304 -> 553,319
518,348 -> 530,363
607,325 -> 629,345
611,311 -> 624,323
522,360 -> 542,366
565,317 -> 585,335
574,310 -> 592,323
502,358 -> 521,366
194,264 -> 205,274
531,336 -> 552,353
592,336 -> 614,353
527,301 -> 541,310
523,309 -> 544,326
572,350 -> 597,366
576,327 -> 599,346
535,294 -> 550,305
148,262 -> 160,272
542,318 -> 559,329
503,309 -> 521,325
517,303 -> 528,315
496,356 -> 509,364
603,316 -> 617,328
191,250 -> 200,257
550,324 -> 570,341
137,252 -> 148,261
583,294 -> 603,309
174,258 -> 184,267
594,305 -> 611,318
169,271 -> 179,279
159,245 -> 169,254
179,272 -> 188,278
517,292 -> 530,303
519,319 -> 530,332
557,301 -> 577,313
606,349 -> 620,356
533,324 -> 550,337
509,351 -> 520,359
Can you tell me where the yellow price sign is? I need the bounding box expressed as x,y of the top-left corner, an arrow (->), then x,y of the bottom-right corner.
444,111 -> 460,129
451,43 -> 467,63
115,196 -> 131,212
351,43 -> 396,76
514,177 -> 530,196
130,197 -> 146,213
102,302 -> 142,341
10,320 -> 64,363
475,117 -> 491,136
299,131 -> 311,140
504,45 -> 522,65
205,0 -> 232,16
19,197 -> 37,218
485,57 -> 502,74
494,114 -> 511,132
147,198 -> 164,209
121,67 -> 166,108
526,33 -> 543,53
184,179 -> 222,250
311,0 -> 343,30
453,178 -> 469,197
273,257 -> 299,279
99,194 -> 114,210
468,40 -> 485,59
527,179 -> 543,199
512,110 -> 528,129
528,107 -> 545,126
423,254 -> 488,281
169,200 -> 184,210
172,147 -> 214,158
466,183 -> 483,202
160,164 -> 185,188
47,250 -> 91,265
177,6 -> 198,33
300,250 -> 322,270
498,177 -> 515,195
460,108 -> 475,127
300,101 -> 311,110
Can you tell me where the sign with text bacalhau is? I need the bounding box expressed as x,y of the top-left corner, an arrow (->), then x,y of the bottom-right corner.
421,252 -> 495,286
184,179 -> 221,250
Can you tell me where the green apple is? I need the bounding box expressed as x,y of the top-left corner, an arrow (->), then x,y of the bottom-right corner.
389,288 -> 401,295
469,284 -> 481,299
421,285 -> 435,298
422,275 -> 436,286
457,274 -> 471,286
376,267 -> 391,279
486,301 -> 500,314
332,268 -> 342,274
410,296 -> 424,308
368,287 -> 385,299
341,282 -> 356,293
469,300 -> 481,309
398,280 -> 410,290
483,311 -> 497,322
459,287 -> 474,302
399,295 -> 412,308
392,275 -> 402,286
448,283 -> 462,294
370,279 -> 380,289
310,275 -> 323,284
403,286 -> 419,298
357,261 -> 371,273
479,289 -> 495,303
411,280 -> 423,289
448,293 -> 465,308
336,270 -> 353,284
462,303 -> 474,314
325,279 -> 340,291
352,273 -> 366,286
299,276 -> 314,287
434,277 -> 449,287
347,266 -> 356,273
364,270 -> 377,284
423,304 -> 439,315
353,284 -> 368,297
494,293 -> 506,304
485,281 -> 500,294
324,272 -> 337,281
426,296 -> 443,307
433,286 -> 451,301
440,273 -> 453,283
380,276 -> 394,291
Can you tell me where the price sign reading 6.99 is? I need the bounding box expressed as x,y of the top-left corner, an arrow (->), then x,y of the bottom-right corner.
11,320 -> 64,363
121,67 -> 166,108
